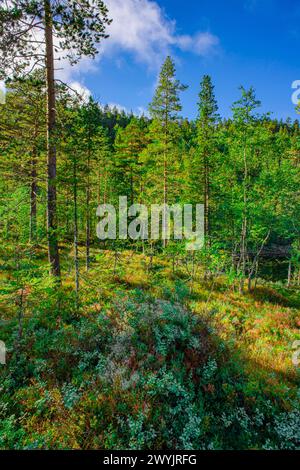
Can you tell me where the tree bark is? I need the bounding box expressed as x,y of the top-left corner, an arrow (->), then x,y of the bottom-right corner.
30,122 -> 39,242
29,148 -> 37,242
247,230 -> 270,291
73,159 -> 79,302
203,146 -> 210,281
239,147 -> 248,293
163,152 -> 167,247
287,259 -> 292,287
163,115 -> 168,248
204,151 -> 209,240
86,139 -> 91,271
44,0 -> 60,278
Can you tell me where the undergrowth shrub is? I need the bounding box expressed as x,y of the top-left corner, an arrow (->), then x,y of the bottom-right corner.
0,289 -> 299,449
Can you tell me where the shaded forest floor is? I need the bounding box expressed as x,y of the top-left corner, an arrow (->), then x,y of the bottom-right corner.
0,243 -> 299,449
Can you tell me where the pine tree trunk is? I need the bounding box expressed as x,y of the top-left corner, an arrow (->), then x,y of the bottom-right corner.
287,259 -> 292,287
163,123 -> 168,248
130,166 -> 134,206
239,147 -> 248,293
103,169 -> 107,204
86,141 -> 91,271
29,147 -> 37,242
163,154 -> 167,247
204,152 -> 209,240
73,160 -> 79,302
44,0 -> 60,278
97,169 -> 101,205
203,149 -> 209,281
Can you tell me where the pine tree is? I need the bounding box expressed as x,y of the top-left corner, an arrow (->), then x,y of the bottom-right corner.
0,0 -> 111,278
196,75 -> 219,242
114,117 -> 146,205
0,75 -> 46,242
79,99 -> 103,270
148,56 -> 187,246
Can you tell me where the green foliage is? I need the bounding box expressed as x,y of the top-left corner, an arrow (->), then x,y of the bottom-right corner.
0,284 -> 299,450
149,56 -> 187,122
0,1 -> 111,77
0,50 -> 299,451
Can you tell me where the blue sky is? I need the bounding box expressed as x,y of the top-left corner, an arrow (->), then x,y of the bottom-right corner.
68,0 -> 300,120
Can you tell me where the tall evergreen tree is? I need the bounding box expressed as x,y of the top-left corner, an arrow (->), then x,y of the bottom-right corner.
0,75 -> 46,242
0,0 -> 111,278
114,117 -> 146,205
148,56 -> 187,245
79,99 -> 103,270
196,75 -> 219,242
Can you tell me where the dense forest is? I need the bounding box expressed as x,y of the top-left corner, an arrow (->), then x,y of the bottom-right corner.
0,1 -> 299,451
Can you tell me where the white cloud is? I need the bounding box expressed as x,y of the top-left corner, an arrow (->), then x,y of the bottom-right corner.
26,24 -> 95,86
100,102 -> 149,117
104,0 -> 220,66
135,106 -> 149,117
14,1 -> 220,100
103,0 -> 173,66
69,81 -> 91,102
29,28 -> 95,103
0,80 -> 6,104
177,32 -> 220,56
